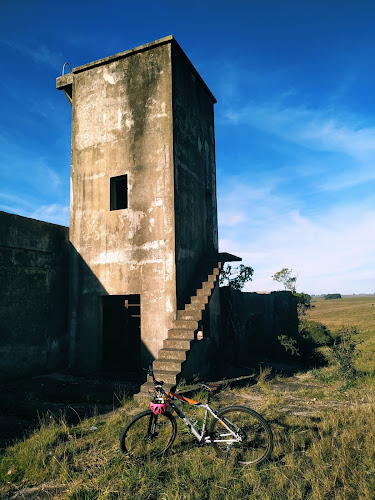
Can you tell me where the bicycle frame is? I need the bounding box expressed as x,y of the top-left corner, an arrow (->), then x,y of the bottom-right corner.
155,385 -> 240,446
121,369 -> 273,465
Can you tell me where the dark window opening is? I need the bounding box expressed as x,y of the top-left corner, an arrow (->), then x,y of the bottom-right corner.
110,174 -> 128,210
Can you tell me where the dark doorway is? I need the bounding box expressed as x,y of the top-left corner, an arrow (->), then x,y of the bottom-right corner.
102,295 -> 141,372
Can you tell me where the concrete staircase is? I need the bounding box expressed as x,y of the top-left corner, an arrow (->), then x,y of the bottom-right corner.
137,260 -> 223,396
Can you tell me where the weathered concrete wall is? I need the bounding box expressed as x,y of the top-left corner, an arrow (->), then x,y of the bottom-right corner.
220,288 -> 298,365
57,36 -> 220,374
172,44 -> 218,308
0,212 -> 69,380
63,39 -> 176,371
181,338 -> 218,381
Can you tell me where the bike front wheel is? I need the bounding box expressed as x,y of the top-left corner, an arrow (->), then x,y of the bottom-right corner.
120,410 -> 177,459
210,405 -> 273,465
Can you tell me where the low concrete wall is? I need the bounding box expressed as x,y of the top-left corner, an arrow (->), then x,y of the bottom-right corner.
0,212 -> 69,380
220,288 -> 298,366
181,338 -> 217,382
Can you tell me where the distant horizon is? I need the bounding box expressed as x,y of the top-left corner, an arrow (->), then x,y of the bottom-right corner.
1,1 -> 374,295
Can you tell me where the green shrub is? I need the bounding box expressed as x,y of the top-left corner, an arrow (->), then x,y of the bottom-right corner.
277,320 -> 332,367
324,293 -> 342,300
294,292 -> 313,315
331,326 -> 362,381
278,335 -> 300,356
299,320 -> 333,347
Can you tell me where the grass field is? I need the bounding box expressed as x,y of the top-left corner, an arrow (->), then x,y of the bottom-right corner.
1,296 -> 374,499
307,295 -> 375,336
306,295 -> 375,372
1,376 -> 375,500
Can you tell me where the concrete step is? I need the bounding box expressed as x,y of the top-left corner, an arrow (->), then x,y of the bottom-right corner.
154,359 -> 182,372
133,259 -> 223,400
207,270 -> 220,282
196,285 -> 214,297
139,382 -> 176,395
153,370 -> 179,385
135,382 -> 175,398
167,328 -> 195,339
190,295 -> 209,306
212,266 -> 221,276
201,279 -> 215,291
184,301 -> 206,312
164,338 -> 192,350
177,310 -> 202,321
138,382 -> 154,394
172,319 -> 199,330
158,348 -> 187,361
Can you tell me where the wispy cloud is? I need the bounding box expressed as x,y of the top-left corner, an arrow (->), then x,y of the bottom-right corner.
222,100 -> 375,191
225,101 -> 375,158
2,40 -> 62,70
0,132 -> 69,225
31,204 -> 69,226
218,177 -> 375,294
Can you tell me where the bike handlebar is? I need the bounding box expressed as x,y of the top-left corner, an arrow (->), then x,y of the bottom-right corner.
147,365 -> 164,387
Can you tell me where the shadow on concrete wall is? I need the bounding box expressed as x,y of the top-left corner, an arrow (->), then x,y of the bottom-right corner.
220,287 -> 300,367
68,243 -> 154,380
0,212 -> 69,382
0,229 -> 157,448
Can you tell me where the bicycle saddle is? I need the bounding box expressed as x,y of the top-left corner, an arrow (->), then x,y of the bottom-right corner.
198,383 -> 219,394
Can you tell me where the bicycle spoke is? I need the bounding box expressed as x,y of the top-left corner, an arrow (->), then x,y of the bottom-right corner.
120,410 -> 177,459
210,406 -> 273,465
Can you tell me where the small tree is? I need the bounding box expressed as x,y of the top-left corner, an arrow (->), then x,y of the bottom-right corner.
272,268 -> 297,292
219,264 -> 254,349
272,268 -> 321,365
219,264 -> 254,291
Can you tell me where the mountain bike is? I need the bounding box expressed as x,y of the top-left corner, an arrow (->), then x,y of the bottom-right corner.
120,367 -> 273,466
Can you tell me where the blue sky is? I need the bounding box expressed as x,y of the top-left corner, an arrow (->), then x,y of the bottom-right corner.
1,0 -> 374,294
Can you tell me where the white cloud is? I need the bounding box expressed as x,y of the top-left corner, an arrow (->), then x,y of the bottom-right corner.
31,204 -> 69,226
3,40 -> 62,70
222,100 -> 375,191
219,212 -> 247,227
218,180 -> 375,294
226,102 -> 375,158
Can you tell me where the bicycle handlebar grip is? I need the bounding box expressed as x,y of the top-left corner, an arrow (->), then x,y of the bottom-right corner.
147,365 -> 164,386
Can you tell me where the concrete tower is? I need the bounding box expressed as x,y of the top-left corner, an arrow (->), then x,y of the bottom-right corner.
57,36 -> 227,384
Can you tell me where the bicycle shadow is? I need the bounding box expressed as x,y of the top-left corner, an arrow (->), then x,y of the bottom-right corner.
266,414 -> 323,463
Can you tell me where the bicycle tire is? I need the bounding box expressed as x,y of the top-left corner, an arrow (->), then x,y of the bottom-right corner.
120,410 -> 177,459
210,405 -> 273,465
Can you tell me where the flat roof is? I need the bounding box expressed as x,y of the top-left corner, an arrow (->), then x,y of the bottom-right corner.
59,35 -> 216,103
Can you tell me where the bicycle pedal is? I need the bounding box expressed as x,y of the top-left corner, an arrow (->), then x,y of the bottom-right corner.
199,435 -> 211,446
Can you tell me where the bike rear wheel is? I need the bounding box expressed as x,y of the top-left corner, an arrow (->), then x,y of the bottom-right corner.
210,406 -> 273,465
120,410 -> 177,459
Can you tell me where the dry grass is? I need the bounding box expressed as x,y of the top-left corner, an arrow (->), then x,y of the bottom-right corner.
1,375 -> 375,499
307,296 -> 375,336
1,297 -> 374,498
306,295 -> 375,372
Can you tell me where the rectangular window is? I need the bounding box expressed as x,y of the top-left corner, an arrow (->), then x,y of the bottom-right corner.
110,174 -> 128,210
